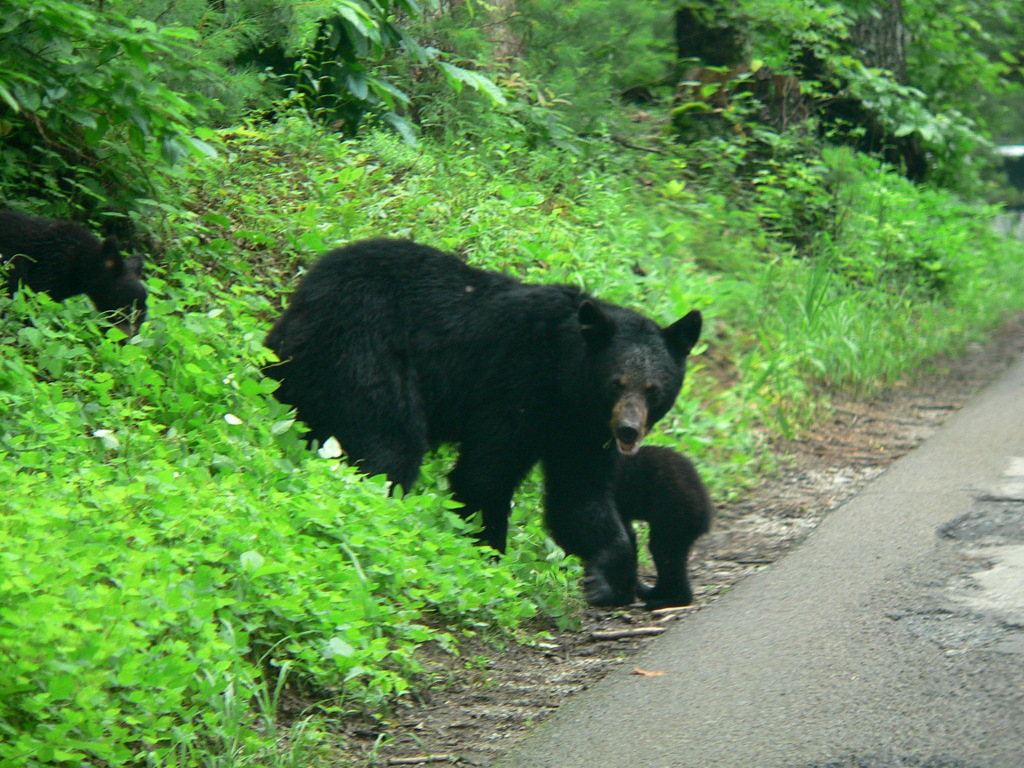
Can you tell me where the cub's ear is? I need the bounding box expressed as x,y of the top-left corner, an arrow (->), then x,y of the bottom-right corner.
125,254 -> 145,278
663,309 -> 702,360
578,300 -> 615,348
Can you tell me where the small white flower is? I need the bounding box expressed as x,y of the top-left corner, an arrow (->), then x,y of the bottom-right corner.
224,413 -> 243,425
93,429 -> 119,449
318,436 -> 343,459
240,550 -> 265,572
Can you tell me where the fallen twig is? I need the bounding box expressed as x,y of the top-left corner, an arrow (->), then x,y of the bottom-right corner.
609,135 -> 667,155
387,756 -> 453,765
651,604 -> 700,618
831,405 -> 874,419
590,626 -> 667,641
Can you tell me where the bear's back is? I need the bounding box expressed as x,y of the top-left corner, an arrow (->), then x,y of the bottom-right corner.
265,239 -> 600,441
0,210 -> 102,299
274,238 -> 587,355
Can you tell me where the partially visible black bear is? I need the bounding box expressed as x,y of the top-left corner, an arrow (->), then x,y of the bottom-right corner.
0,209 -> 148,335
615,445 -> 714,609
264,238 -> 702,606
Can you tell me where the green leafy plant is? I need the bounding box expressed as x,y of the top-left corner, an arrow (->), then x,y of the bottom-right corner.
0,282 -> 559,765
0,0 -> 220,211
200,0 -> 508,144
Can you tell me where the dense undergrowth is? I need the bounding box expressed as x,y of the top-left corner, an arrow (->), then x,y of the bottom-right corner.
4,113 -> 1024,765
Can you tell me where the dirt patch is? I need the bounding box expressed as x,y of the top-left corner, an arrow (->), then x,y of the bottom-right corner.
324,316 -> 1024,767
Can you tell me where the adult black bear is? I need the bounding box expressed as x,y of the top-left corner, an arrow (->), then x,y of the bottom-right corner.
265,239 -> 702,606
0,209 -> 148,335
615,446 -> 714,609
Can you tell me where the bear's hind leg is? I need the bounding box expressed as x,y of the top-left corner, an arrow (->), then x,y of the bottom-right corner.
293,368 -> 429,492
448,442 -> 535,553
343,423 -> 428,494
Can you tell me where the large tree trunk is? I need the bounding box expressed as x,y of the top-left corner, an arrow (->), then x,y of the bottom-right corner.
849,0 -> 908,82
484,0 -> 521,65
798,0 -> 925,181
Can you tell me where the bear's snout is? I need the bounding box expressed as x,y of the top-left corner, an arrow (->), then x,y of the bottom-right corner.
611,393 -> 648,455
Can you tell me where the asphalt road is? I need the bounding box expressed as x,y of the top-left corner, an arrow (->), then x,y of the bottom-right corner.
496,351 -> 1024,768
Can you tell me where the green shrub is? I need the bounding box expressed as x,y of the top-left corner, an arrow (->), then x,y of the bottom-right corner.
0,0 -> 219,211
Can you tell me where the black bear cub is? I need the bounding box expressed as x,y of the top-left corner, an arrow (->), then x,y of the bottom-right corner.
615,446 -> 714,609
0,209 -> 148,335
265,238 -> 702,606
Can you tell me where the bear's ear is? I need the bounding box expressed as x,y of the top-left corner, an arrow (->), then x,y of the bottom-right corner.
125,254 -> 145,278
578,300 -> 614,348
663,309 -> 702,360
100,237 -> 125,275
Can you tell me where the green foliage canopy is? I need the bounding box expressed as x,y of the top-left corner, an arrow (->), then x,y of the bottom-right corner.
0,0 -> 219,210
0,0 -> 508,212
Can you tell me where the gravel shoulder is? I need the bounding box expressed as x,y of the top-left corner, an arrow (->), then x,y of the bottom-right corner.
327,315 -> 1024,767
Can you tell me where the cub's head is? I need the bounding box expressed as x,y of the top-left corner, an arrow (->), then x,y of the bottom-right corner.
579,301 -> 702,455
86,237 -> 148,337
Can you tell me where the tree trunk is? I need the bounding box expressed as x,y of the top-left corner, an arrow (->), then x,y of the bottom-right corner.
849,0 -> 908,83
484,0 -> 521,64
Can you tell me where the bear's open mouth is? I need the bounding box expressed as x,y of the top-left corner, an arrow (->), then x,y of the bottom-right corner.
616,439 -> 640,456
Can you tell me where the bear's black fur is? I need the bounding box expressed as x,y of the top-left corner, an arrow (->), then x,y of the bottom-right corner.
615,445 -> 714,609
264,239 -> 702,606
0,209 -> 148,335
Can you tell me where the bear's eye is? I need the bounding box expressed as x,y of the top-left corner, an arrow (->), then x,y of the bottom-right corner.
646,383 -> 661,399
